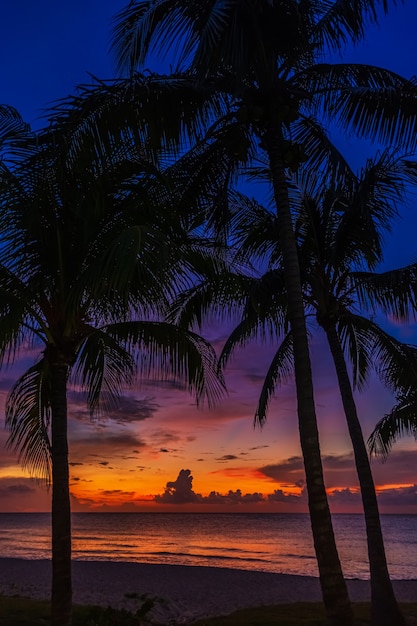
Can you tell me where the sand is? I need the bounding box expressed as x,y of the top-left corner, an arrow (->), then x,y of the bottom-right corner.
0,558 -> 416,624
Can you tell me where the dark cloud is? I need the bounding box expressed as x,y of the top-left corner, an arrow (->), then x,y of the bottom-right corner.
377,484 -> 417,507
325,485 -> 417,510
70,432 -> 147,469
328,488 -> 361,504
153,463 -> 417,511
260,453 -> 357,481
149,430 -> 182,446
0,476 -> 52,511
245,372 -> 269,384
155,469 -> 272,506
268,489 -> 305,504
259,456 -> 304,482
259,453 -> 361,489
370,449 -> 417,484
325,483 -> 417,509
216,454 -> 239,461
0,483 -> 35,495
68,392 -> 158,424
205,490 -> 264,504
322,453 -> 356,469
71,475 -> 94,483
100,489 -> 136,497
82,433 -> 146,450
105,396 -> 158,424
155,469 -> 200,504
141,379 -> 188,392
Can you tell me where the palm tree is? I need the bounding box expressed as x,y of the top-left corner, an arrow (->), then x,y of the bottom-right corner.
109,2 -> 417,622
0,114 -> 225,626
293,153 -> 417,626
168,146 -> 417,625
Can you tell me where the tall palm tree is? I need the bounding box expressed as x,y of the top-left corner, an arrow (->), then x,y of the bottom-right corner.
109,2 -> 417,622
292,153 -> 417,626
168,146 -> 417,625
0,115 -> 225,626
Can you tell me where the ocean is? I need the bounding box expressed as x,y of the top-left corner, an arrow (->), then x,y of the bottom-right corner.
0,512 -> 415,580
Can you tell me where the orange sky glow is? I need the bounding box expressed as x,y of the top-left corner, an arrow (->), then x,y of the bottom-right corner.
1,325 -> 416,515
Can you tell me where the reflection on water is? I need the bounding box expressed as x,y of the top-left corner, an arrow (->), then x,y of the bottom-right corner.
0,512 -> 415,579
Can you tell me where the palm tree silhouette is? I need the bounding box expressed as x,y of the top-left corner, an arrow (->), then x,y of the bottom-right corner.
109,2 -> 417,623
293,151 -> 416,626
169,146 -> 416,625
0,109 -> 224,625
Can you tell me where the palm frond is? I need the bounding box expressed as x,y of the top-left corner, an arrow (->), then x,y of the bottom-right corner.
111,0 -> 196,73
254,332 -> 294,427
337,313 -> 375,390
0,105 -> 32,161
168,270 -> 253,330
291,115 -> 355,190
219,272 -> 288,371
375,342 -> 417,396
318,64 -> 417,148
229,191 -> 280,266
105,320 -> 225,407
368,395 -> 417,458
72,330 -> 137,417
352,263 -> 417,321
312,0 -> 402,54
338,312 -> 417,395
47,72 -> 229,161
5,361 -> 52,484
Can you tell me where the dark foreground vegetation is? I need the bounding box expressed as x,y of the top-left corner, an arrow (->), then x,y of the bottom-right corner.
1,596 -> 417,626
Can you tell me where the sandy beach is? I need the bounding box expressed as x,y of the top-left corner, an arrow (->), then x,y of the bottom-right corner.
0,558 -> 416,624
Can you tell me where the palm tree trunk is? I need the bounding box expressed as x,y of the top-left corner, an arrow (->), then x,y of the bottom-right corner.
263,124 -> 353,626
50,359 -> 72,626
325,323 -> 406,626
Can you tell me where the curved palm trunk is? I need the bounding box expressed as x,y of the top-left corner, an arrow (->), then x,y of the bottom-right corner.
50,360 -> 72,626
325,324 -> 406,626
264,125 -> 353,626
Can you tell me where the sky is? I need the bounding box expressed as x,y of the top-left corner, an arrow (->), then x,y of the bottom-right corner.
0,1 -> 417,514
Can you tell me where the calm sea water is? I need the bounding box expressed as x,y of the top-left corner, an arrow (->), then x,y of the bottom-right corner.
0,513 -> 415,580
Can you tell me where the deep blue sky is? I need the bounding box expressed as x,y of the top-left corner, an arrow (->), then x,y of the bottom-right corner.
0,0 -> 126,126
1,2 -> 416,269
1,1 -> 417,127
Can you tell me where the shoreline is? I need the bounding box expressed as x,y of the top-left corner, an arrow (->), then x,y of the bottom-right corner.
0,558 -> 416,624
